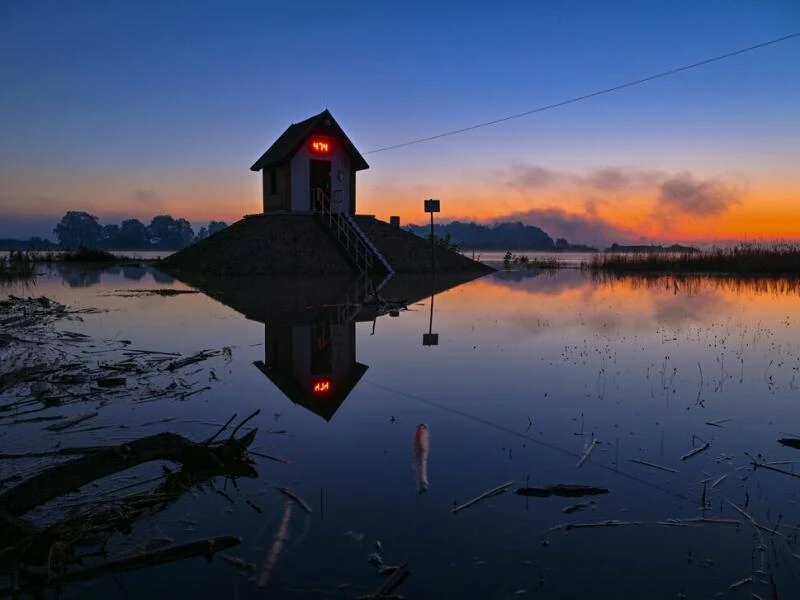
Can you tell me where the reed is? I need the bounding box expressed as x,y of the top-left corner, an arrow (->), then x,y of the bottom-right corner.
0,250 -> 36,281
584,244 -> 800,275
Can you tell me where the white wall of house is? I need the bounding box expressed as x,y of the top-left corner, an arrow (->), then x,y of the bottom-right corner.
289,142 -> 352,213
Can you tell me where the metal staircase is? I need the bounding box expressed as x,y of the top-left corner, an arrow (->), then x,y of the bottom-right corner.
311,188 -> 394,276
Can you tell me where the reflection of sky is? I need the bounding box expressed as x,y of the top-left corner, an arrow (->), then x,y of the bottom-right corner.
11,266 -> 800,598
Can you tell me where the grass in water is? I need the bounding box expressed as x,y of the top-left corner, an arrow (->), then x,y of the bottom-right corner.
584,244 -> 800,275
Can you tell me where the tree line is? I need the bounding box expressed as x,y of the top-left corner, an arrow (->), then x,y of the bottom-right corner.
53,211 -> 228,250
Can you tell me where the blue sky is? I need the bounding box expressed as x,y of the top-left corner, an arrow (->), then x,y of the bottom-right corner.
1,0 -> 799,242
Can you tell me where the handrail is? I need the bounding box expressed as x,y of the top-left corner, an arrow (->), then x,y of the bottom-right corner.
311,188 -> 384,276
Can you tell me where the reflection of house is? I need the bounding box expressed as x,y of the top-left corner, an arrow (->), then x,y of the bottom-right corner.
254,313 -> 367,421
250,109 -> 369,215
164,271 -> 487,420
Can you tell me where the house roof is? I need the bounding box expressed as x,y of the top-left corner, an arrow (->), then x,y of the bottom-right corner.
253,360 -> 369,421
250,109 -> 369,172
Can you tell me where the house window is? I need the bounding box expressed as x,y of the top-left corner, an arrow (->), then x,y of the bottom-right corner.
269,169 -> 277,194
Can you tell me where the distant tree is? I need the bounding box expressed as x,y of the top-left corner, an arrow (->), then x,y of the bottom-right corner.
118,219 -> 150,249
54,211 -> 103,248
194,227 -> 209,243
555,238 -> 569,250
207,221 -> 228,236
101,224 -> 121,248
148,215 -> 194,249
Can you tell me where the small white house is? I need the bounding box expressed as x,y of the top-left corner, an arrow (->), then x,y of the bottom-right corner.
250,109 -> 369,214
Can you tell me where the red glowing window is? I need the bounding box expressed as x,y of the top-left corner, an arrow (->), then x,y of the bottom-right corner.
309,137 -> 332,154
312,379 -> 332,394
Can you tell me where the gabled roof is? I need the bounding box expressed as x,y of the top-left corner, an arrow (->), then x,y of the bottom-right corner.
253,360 -> 369,421
250,109 -> 369,172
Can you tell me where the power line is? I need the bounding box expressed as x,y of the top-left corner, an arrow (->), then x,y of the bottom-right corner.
363,378 -> 688,501
365,31 -> 800,155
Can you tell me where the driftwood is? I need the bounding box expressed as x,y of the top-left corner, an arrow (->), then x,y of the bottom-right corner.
44,411 -> 98,431
550,519 -> 641,532
680,441 -> 711,461
629,458 -> 678,473
259,500 -> 293,588
0,429 -> 257,517
374,560 -> 410,597
451,481 -> 513,514
658,517 -> 741,527
2,536 -> 240,595
562,500 -> 597,514
276,486 -> 312,514
751,460 -> 800,480
576,438 -> 600,467
778,438 -> 800,449
514,484 -> 608,498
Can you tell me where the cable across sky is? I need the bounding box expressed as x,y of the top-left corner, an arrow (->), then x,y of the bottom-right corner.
365,31 -> 800,155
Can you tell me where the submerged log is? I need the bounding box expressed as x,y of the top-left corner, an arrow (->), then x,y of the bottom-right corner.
451,481 -> 513,514
6,536 -> 240,593
778,438 -> 800,449
0,430 -> 257,517
515,484 -> 609,498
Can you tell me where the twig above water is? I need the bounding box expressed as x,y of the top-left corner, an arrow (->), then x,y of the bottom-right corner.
550,519 -> 641,532
629,458 -> 678,473
576,438 -> 600,468
680,441 -> 711,461
451,481 -> 514,514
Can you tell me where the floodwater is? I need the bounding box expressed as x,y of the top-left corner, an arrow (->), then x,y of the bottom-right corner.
3,264 -> 800,599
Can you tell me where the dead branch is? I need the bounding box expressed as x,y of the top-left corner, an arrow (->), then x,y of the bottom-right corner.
229,409 -> 260,440
451,481 -> 513,514
0,427 -> 257,517
276,486 -> 312,514
550,519 -> 641,532
44,412 -> 98,431
577,438 -> 600,467
751,460 -> 800,480
629,458 -> 678,473
5,536 -> 240,594
680,441 -> 711,461
514,484 -> 608,498
258,500 -> 293,588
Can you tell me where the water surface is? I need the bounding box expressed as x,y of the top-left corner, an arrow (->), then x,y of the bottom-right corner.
2,265 -> 800,599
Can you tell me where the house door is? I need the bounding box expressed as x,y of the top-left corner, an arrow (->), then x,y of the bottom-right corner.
309,160 -> 331,211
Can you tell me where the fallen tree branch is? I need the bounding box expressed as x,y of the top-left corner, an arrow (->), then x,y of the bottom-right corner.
550,519 -> 641,532
681,441 -> 711,461
0,428 -> 257,517
576,439 -> 599,468
451,481 -> 513,514
629,458 -> 678,473
275,486 -> 312,514
4,536 -> 240,594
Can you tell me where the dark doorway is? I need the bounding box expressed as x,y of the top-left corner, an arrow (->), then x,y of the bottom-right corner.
310,159 -> 332,202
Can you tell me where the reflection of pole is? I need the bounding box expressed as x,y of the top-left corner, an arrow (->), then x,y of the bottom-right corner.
422,271 -> 439,346
428,292 -> 434,336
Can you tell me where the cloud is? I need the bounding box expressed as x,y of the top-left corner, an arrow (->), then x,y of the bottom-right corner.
506,163 -> 664,192
656,172 -> 739,216
131,188 -> 164,209
506,164 -> 563,189
582,167 -> 663,191
498,206 -> 635,247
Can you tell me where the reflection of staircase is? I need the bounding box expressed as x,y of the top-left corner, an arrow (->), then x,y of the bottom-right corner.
311,188 -> 394,276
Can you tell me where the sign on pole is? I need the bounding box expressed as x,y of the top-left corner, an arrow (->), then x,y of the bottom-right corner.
424,199 -> 440,213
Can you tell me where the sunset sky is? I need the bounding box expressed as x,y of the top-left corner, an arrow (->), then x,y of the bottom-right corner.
1,0 -> 799,245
